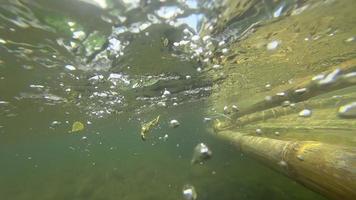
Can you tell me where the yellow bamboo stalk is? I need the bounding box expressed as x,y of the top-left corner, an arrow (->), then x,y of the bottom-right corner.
214,130 -> 356,200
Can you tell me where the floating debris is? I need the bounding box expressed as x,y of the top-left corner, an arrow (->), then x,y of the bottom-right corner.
191,143 -> 212,164
274,131 -> 280,136
267,40 -> 279,50
71,121 -> 84,133
169,119 -> 180,128
140,115 -> 160,141
182,184 -> 197,200
299,109 -> 312,117
338,102 -> 356,118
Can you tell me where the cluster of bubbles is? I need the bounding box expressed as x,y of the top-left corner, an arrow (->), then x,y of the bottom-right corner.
172,29 -> 229,69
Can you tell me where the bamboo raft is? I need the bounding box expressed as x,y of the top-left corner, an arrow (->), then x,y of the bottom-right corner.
211,62 -> 356,200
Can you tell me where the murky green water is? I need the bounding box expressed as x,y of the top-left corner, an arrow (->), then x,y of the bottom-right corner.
1,0 -> 354,199
0,102 -> 326,200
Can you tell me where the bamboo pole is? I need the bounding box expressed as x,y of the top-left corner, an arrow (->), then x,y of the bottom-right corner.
232,60 -> 356,121
214,130 -> 356,200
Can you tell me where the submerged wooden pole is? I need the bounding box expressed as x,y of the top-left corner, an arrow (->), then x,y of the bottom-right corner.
214,130 -> 356,200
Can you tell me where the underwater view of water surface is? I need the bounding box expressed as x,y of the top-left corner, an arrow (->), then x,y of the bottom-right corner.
1,0 -> 356,200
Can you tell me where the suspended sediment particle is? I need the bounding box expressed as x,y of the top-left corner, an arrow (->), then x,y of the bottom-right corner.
338,102 -> 356,118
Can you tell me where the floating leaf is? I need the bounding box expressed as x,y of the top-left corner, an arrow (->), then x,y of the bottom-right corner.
71,121 -> 84,133
140,115 -> 160,140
